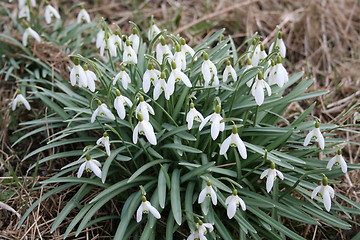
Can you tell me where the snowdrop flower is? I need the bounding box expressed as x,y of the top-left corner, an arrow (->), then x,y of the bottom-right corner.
108,30 -> 123,52
12,91 -> 31,111
70,58 -> 87,87
260,162 -> 284,193
327,149 -> 347,173
220,125 -> 247,159
83,65 -> 97,92
156,36 -> 173,64
19,0 -> 36,8
113,66 -> 131,90
91,102 -> 116,123
114,89 -> 132,119
199,104 -> 225,140
123,40 -> 137,64
223,60 -> 237,82
251,72 -> 271,106
96,29 -> 105,49
225,189 -> 246,219
44,1 -> 60,24
22,25 -> 41,47
153,72 -> 171,100
268,56 -> 288,87
99,35 -> 118,57
180,37 -> 195,58
246,38 -> 258,59
133,113 -> 157,145
186,103 -> 204,130
167,61 -> 192,95
135,95 -> 155,121
186,231 -> 200,240
148,21 -> 161,40
251,43 -> 267,66
143,63 -> 160,93
354,111 -> 360,124
77,6 -> 91,23
201,52 -> 219,87
198,181 -> 217,205
269,31 -> 286,58
196,220 -> 214,238
77,154 -> 102,180
311,175 -> 334,212
304,121 -> 325,150
129,28 -> 140,53
136,195 -> 161,222
173,44 -> 187,70
18,5 -> 30,21
96,133 -> 111,156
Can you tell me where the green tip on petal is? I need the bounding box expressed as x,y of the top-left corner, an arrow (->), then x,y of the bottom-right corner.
180,38 -> 186,45
137,113 -> 144,121
86,154 -> 91,161
322,175 -> 329,186
175,44 -> 181,52
206,180 -> 212,186
315,121 -> 320,128
337,149 -> 342,155
232,189 -> 238,196
171,61 -> 177,69
141,195 -> 147,202
260,44 -> 265,51
232,125 -> 238,134
160,71 -> 166,79
215,104 -> 221,114
160,36 -> 166,45
132,28 -> 137,35
258,71 -> 264,80
226,60 -> 231,66
276,56 -> 282,64
203,52 -> 209,60
115,89 -> 121,96
270,161 -> 276,169
190,103 -> 195,109
278,31 -> 283,39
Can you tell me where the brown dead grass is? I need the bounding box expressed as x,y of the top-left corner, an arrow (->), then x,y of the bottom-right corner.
1,0 -> 360,239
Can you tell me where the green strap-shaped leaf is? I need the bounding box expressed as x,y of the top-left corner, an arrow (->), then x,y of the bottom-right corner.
127,159 -> 170,183
171,169 -> 182,225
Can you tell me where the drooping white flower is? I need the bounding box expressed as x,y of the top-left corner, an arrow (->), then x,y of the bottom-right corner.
199,104 -> 225,140
133,113 -> 157,145
304,121 -> 325,150
251,72 -> 271,106
153,72 -> 171,100
96,29 -> 105,49
18,6 -> 30,21
186,103 -> 204,130
77,154 -> 102,180
12,92 -> 31,111
135,96 -> 155,121
269,31 -> 286,58
268,57 -> 288,88
156,36 -> 173,64
83,65 -> 97,92
251,43 -> 267,66
220,125 -> 247,159
22,26 -> 41,47
113,66 -> 131,90
123,40 -> 137,64
143,63 -> 160,93
327,149 -> 347,173
147,21 -> 161,40
201,52 -> 219,87
353,111 -> 360,124
108,30 -> 123,52
136,195 -> 161,222
311,175 -> 334,212
173,44 -> 187,70
246,38 -> 257,59
180,37 -> 195,57
223,60 -> 237,82
197,221 -> 214,238
167,61 -> 192,95
70,59 -> 87,87
186,231 -> 200,240
129,28 -> 140,54
18,0 -> 36,8
44,3 -> 61,24
96,133 -> 111,156
198,181 -> 217,205
225,189 -> 246,219
77,7 -> 91,23
114,89 -> 132,119
91,102 -> 116,123
260,162 -> 284,193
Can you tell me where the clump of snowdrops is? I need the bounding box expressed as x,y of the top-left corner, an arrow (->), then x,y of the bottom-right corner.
3,1 -> 360,239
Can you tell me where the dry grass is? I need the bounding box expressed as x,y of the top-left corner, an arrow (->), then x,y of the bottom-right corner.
1,0 -> 360,239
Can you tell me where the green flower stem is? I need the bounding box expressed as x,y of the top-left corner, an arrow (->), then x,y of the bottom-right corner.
239,158 -> 267,181
108,50 -> 116,72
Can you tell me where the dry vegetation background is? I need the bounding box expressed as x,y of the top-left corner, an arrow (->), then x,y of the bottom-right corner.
0,0 -> 359,239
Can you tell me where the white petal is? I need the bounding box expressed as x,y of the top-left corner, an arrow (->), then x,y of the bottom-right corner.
237,196 -> 247,211
136,203 -> 144,222
153,82 -> 163,100
311,185 -> 322,199
133,124 -> 139,144
199,114 -> 212,131
266,170 -> 276,192
338,155 -> 347,173
322,188 -> 332,211
276,170 -> 284,180
326,156 -> 337,170
210,119 -> 220,140
77,162 -> 86,178
314,128 -> 325,150
142,121 -> 157,145
260,169 -> 269,179
203,223 -> 214,232
148,204 -> 161,219
254,82 -> 264,105
220,135 -> 232,155
198,188 -> 207,204
209,186 -> 217,205
303,130 -> 314,146
102,106 -> 116,120
227,200 -> 237,219
91,108 -> 100,123
89,161 -> 102,179
234,134 -> 247,159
